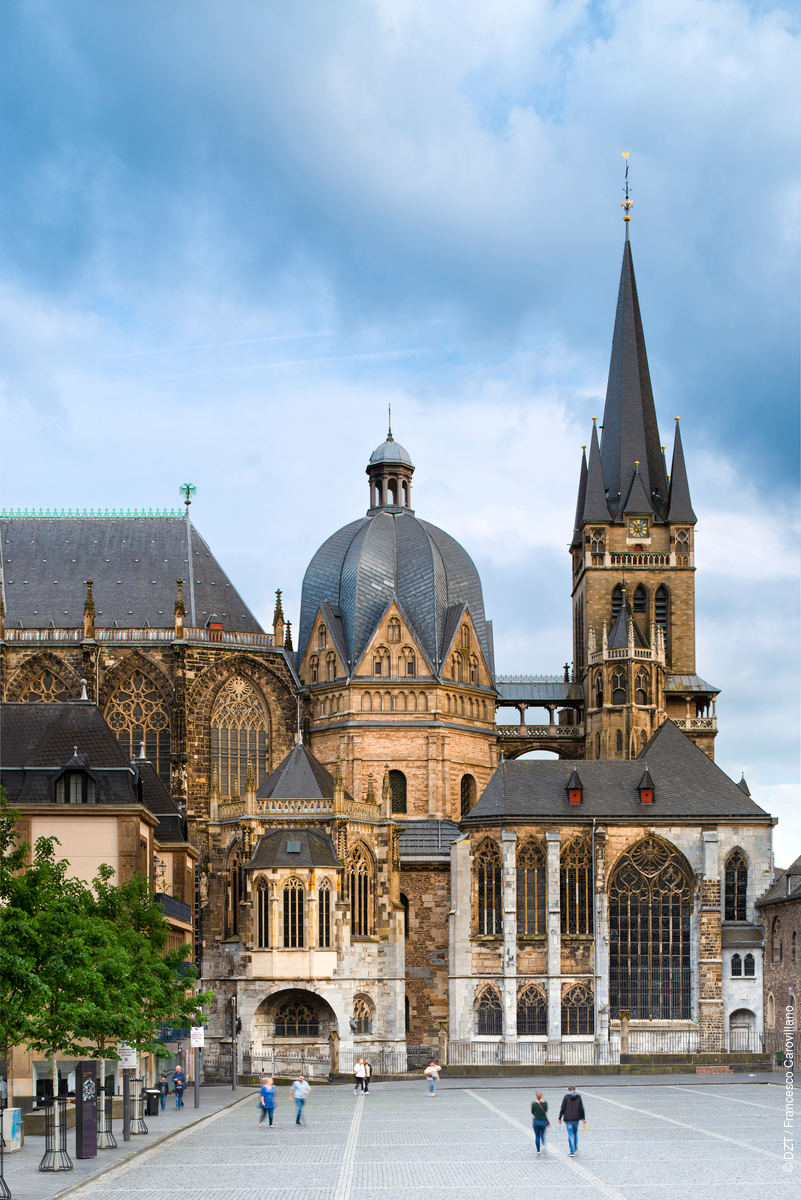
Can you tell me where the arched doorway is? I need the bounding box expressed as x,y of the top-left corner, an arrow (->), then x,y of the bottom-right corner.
729,1008 -> 755,1052
252,988 -> 338,1055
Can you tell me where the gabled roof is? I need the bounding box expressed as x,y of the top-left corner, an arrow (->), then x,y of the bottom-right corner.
755,854 -> 801,908
246,827 -> 341,870
349,594 -> 437,677
667,420 -> 697,524
0,515 -> 263,633
599,241 -> 669,521
582,420 -> 611,524
464,719 -> 770,823
318,600 -> 350,669
622,465 -> 654,517
255,742 -> 354,802
397,819 -> 462,861
607,604 -> 647,650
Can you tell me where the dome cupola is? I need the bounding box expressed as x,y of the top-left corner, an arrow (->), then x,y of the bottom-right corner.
366,420 -> 414,513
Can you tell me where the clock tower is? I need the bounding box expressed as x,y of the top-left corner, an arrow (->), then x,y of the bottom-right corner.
570,233 -> 718,760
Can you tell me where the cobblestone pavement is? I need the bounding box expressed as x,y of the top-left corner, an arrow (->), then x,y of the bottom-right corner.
18,1079 -> 790,1200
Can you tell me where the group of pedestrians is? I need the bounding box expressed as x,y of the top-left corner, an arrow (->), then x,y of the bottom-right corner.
258,1074 -> 311,1127
353,1058 -> 373,1094
157,1067 -> 186,1111
530,1085 -> 587,1156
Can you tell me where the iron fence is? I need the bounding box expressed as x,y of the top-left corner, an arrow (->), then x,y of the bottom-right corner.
244,1051 -> 330,1081
38,1097 -> 72,1172
339,1049 -> 410,1076
97,1085 -> 117,1149
130,1079 -> 148,1135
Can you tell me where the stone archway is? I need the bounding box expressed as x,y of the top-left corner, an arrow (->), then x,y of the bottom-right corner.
252,987 -> 338,1055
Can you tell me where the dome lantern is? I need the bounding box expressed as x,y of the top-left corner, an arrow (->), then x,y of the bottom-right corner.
366,421 -> 414,513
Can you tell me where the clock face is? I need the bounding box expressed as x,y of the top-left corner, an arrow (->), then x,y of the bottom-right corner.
628,519 -> 649,538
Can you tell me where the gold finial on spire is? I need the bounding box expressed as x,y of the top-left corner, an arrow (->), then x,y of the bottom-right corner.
621,152 -> 632,235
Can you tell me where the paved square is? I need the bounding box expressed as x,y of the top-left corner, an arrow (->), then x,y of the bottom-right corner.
69,1081 -> 792,1200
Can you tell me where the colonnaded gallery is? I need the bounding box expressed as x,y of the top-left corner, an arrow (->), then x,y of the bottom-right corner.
0,232 -> 777,1075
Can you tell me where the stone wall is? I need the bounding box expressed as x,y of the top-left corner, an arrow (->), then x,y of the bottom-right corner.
401,864 -> 450,1041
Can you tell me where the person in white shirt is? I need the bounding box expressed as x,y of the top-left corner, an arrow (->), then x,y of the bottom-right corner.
354,1059 -> 366,1095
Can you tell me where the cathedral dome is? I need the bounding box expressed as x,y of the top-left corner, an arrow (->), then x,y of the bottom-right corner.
297,437 -> 494,679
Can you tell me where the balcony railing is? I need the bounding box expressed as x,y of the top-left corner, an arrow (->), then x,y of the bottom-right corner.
496,725 -> 584,739
672,717 -> 717,731
2,626 -> 274,647
154,892 -> 193,924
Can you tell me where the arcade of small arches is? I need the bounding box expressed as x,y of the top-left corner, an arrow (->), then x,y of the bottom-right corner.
370,474 -> 411,510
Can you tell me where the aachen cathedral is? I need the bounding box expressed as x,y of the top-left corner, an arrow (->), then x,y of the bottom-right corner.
0,227 -> 775,1074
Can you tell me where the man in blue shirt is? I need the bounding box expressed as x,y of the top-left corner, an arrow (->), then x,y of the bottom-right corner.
172,1066 -> 185,1109
290,1074 -> 310,1125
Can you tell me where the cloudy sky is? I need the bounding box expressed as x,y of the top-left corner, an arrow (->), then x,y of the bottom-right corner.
1,1 -> 798,860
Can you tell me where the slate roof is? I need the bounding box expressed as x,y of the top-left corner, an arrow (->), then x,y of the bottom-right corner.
0,516 -> 263,632
665,674 -> 720,695
397,819 -> 462,860
463,718 -> 771,823
298,509 -> 494,677
246,827 -> 341,870
582,421 -> 610,524
755,854 -> 801,909
571,446 -> 588,546
495,681 -> 583,704
599,240 -> 670,522
667,420 -> 697,524
0,701 -> 186,839
369,434 -> 413,466
607,604 -> 648,650
256,742 -> 354,802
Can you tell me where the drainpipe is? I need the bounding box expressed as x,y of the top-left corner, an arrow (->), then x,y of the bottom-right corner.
592,817 -> 598,1046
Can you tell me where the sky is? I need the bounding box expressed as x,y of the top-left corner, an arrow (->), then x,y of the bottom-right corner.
0,0 -> 799,862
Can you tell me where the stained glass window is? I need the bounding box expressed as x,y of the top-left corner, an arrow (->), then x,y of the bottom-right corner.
210,676 -> 268,797
105,670 -> 171,786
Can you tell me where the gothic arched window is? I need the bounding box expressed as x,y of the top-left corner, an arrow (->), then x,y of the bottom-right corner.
560,838 -> 593,935
772,917 -> 782,964
609,836 -> 692,1020
616,729 -> 623,753
211,676 -> 268,798
517,839 -> 546,935
635,671 -> 649,706
611,671 -> 626,706
460,624 -> 470,649
590,529 -> 605,556
348,846 -> 372,937
562,984 -> 594,1035
353,997 -> 372,1035
460,773 -> 477,817
326,652 -> 337,682
633,585 -> 647,613
469,655 -> 479,685
318,624 -> 327,649
318,878 -> 331,948
731,953 -> 742,977
724,850 -> 748,921
400,647 -> 416,676
309,655 -> 319,685
476,986 -> 503,1035
655,586 -> 669,636
21,669 -> 73,703
595,671 -> 603,709
374,647 -> 390,677
744,952 -> 755,976
106,670 -> 171,786
517,984 -> 547,1035
225,852 -> 244,938
612,584 -> 623,621
256,880 -> 269,949
400,893 -> 409,939
388,618 -> 401,642
389,770 -> 407,814
476,839 -> 502,935
283,877 -> 305,948
275,996 -> 319,1038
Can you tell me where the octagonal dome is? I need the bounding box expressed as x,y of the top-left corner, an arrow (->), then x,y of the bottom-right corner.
369,435 -> 413,466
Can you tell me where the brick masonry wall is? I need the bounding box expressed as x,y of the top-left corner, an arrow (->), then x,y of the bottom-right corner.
401,864 -> 450,1041
760,895 -> 801,1034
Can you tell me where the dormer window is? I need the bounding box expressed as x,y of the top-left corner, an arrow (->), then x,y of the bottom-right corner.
638,769 -> 654,804
55,771 -> 96,804
566,769 -> 583,804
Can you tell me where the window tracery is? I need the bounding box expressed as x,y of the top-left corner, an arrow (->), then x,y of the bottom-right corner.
348,846 -> 372,937
476,986 -> 502,1035
21,669 -> 73,703
211,676 -> 268,797
353,997 -> 372,1035
225,852 -> 245,938
283,877 -> 305,948
274,997 -> 319,1038
611,670 -> 626,706
517,839 -> 546,935
400,646 -> 416,676
105,670 -> 171,786
388,618 -> 401,642
561,984 -> 594,1035
256,880 -> 269,948
460,624 -> 471,649
560,838 -> 593,935
309,655 -> 318,684
517,984 -> 547,1035
724,850 -> 748,921
609,836 -> 692,1020
634,671 -> 649,706
318,878 -> 331,948
476,839 -> 502,935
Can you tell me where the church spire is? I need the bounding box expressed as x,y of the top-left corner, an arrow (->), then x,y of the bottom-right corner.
667,418 -> 697,524
582,418 -> 610,523
599,240 -> 669,523
570,445 -> 588,547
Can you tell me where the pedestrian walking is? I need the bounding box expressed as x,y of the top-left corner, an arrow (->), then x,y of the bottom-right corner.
423,1061 -> 441,1095
172,1066 -> 185,1110
158,1074 -> 169,1112
258,1075 -> 276,1128
557,1085 -> 586,1156
530,1090 -> 549,1154
354,1058 -> 366,1095
291,1073 -> 311,1125
362,1058 -> 372,1095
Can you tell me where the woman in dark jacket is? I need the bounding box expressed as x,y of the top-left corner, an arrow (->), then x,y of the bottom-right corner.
530,1091 -> 548,1154
558,1086 -> 586,1156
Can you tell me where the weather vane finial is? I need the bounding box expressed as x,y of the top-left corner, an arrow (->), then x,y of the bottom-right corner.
387,403 -> 393,441
179,483 -> 196,515
621,152 -> 632,238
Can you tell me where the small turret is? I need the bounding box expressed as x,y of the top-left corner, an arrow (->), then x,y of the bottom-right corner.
273,589 -> 285,647
174,579 -> 185,640
83,580 -> 95,640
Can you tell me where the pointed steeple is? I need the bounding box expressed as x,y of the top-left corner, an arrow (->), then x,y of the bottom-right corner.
571,446 -> 588,546
600,241 -> 669,521
583,419 -> 611,522
667,418 -> 697,523
623,461 -> 653,515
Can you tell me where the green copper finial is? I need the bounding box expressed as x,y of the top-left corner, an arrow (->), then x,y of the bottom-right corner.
179,483 -> 196,513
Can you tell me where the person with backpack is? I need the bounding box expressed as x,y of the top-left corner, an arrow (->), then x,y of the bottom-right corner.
258,1075 -> 276,1128
530,1090 -> 549,1154
557,1085 -> 586,1156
